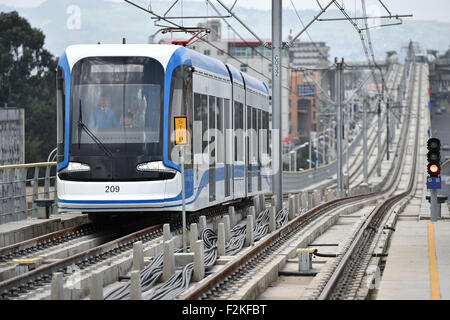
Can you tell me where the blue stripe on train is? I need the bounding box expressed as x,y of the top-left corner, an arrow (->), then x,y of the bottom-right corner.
57,52 -> 71,171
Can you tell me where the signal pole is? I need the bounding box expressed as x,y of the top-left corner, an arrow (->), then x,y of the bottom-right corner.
386,98 -> 390,161
363,98 -> 368,184
272,0 -> 282,212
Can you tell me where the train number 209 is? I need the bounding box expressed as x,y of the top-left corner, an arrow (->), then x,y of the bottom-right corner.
105,185 -> 120,193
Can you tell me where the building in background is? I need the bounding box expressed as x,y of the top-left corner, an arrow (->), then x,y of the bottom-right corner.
289,40 -> 330,69
289,70 -> 319,139
429,46 -> 450,105
0,108 -> 25,165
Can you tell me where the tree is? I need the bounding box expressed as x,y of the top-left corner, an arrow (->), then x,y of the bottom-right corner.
0,11 -> 57,163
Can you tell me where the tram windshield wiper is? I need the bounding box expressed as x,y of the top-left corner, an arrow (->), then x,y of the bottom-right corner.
78,100 -> 113,157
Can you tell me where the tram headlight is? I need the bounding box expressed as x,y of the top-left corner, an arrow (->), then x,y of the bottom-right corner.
62,162 -> 91,172
136,161 -> 177,174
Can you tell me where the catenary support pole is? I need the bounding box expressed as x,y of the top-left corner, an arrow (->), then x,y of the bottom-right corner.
272,0 -> 283,212
377,99 -> 382,176
363,98 -> 368,184
336,59 -> 343,191
386,98 -> 390,160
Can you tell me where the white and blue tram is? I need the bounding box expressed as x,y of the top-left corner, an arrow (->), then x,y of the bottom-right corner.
55,44 -> 271,214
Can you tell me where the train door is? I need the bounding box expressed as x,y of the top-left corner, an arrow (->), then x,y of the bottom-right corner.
246,105 -> 252,195
233,99 -> 245,198
257,108 -> 262,192
193,92 -> 209,208
225,64 -> 245,200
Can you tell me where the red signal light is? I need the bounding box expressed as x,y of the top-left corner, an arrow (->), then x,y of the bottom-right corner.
427,138 -> 441,178
429,164 -> 439,173
428,163 -> 440,177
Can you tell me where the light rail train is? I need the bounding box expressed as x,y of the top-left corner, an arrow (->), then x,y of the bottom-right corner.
56,44 -> 271,215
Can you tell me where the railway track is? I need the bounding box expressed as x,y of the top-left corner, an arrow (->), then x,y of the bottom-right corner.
318,63 -> 423,300
179,63 -> 422,300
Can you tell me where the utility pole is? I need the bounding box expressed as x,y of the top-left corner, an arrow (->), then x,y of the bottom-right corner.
331,121 -> 335,162
294,152 -> 297,171
377,99 -> 382,176
328,124 -> 332,163
272,0 -> 282,212
386,98 -> 390,161
309,134 -> 312,169
336,58 -> 344,191
363,98 -> 368,184
345,102 -> 349,180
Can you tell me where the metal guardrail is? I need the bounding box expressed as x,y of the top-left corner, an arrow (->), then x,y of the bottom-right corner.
0,162 -> 57,224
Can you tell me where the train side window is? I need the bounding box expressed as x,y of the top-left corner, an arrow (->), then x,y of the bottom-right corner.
56,66 -> 65,163
208,95 -> 216,161
217,98 -> 224,164
194,93 -> 202,156
247,106 -> 252,163
261,110 -> 267,158
263,111 -> 270,160
252,107 -> 257,164
235,102 -> 244,162
201,95 -> 208,153
234,102 -> 238,162
257,108 -> 262,191
224,99 -> 231,163
168,65 -> 193,167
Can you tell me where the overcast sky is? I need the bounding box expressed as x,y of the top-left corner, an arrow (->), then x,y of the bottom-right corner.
1,0 -> 450,23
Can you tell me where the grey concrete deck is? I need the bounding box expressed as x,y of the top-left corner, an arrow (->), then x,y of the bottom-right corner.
377,204 -> 450,300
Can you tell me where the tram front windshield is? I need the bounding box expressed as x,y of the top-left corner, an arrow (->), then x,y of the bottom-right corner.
70,57 -> 164,156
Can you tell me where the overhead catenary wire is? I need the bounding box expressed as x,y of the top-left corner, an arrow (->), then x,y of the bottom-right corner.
332,0 -> 393,103
332,0 -> 381,98
289,0 -> 330,62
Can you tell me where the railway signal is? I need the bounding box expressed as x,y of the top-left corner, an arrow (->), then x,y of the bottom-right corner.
427,138 -> 441,178
426,137 -> 441,222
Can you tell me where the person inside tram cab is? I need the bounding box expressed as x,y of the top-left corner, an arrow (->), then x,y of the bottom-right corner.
88,93 -> 120,128
123,112 -> 135,129
127,98 -> 145,128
